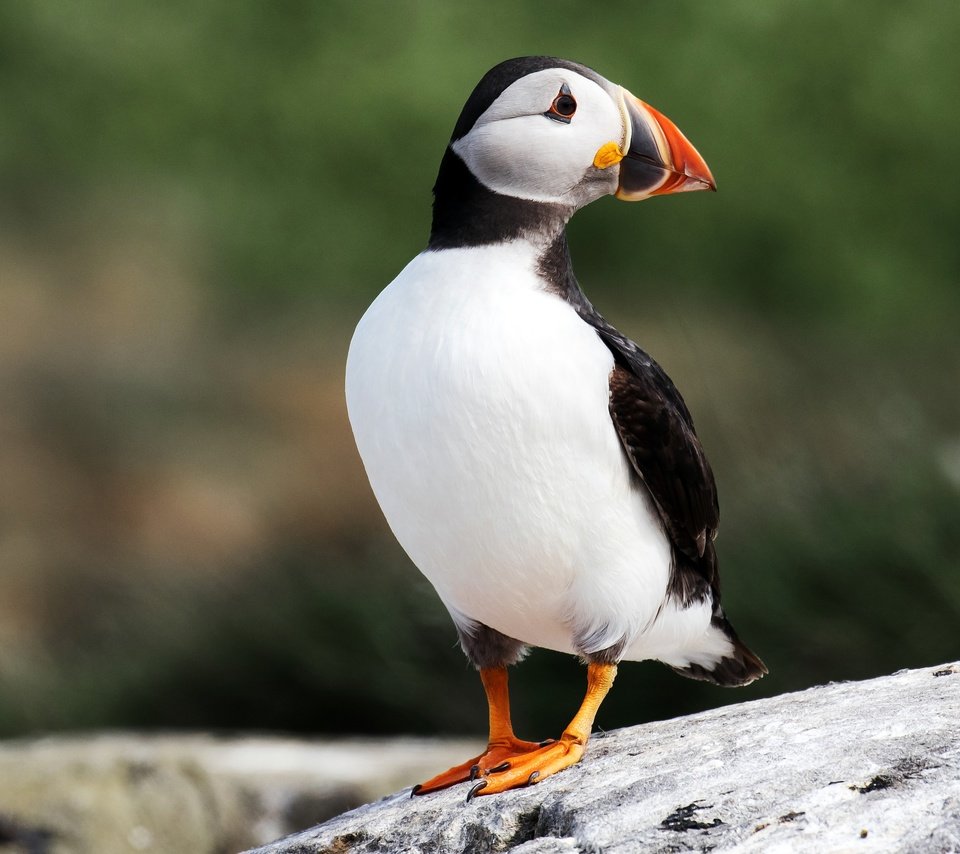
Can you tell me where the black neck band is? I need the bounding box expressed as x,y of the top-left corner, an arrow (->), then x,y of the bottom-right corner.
428,150 -> 571,250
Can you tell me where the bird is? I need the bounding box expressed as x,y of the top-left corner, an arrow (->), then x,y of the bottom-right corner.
345,56 -> 766,799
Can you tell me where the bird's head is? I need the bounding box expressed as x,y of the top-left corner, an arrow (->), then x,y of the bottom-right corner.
430,57 -> 715,248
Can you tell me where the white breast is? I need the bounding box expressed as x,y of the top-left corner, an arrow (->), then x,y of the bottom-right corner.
345,242 -> 675,658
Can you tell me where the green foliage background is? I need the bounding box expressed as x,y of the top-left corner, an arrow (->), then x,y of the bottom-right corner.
0,1 -> 957,739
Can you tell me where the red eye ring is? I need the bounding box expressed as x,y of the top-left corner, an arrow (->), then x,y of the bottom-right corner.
545,83 -> 576,124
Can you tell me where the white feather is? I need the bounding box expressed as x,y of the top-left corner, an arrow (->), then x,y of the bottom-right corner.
346,242 -> 730,667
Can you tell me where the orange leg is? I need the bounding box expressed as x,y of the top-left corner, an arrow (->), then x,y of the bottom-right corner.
467,661 -> 617,798
413,666 -> 547,795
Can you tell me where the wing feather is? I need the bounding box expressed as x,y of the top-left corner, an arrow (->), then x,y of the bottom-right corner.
580,310 -> 719,589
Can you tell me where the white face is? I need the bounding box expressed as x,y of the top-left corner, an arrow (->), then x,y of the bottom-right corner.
451,69 -> 627,206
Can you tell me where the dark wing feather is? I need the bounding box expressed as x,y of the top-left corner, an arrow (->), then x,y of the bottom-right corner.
539,238 -> 765,683
608,364 -> 718,562
580,310 -> 719,586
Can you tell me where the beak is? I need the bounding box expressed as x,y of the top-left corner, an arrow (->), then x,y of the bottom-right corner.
614,88 -> 716,201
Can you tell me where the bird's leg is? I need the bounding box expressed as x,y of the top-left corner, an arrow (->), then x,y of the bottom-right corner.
467,661 -> 617,797
413,666 -> 544,795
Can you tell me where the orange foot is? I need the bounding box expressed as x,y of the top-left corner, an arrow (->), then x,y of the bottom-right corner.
412,661 -> 617,800
465,732 -> 586,799
412,734 -> 552,795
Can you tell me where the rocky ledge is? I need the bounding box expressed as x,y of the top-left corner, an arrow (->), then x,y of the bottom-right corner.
249,662 -> 960,854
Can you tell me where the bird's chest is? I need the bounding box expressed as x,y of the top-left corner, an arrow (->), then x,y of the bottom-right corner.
346,247 -> 618,571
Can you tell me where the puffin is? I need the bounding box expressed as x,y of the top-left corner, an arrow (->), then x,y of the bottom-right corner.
345,56 -> 766,799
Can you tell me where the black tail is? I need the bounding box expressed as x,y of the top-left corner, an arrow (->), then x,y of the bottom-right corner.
670,612 -> 767,687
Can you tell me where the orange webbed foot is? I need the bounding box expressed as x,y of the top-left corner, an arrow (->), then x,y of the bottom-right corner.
413,661 -> 615,800
466,732 -> 587,799
413,735 -> 550,795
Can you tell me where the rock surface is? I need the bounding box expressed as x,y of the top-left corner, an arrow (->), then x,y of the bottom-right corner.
0,734 -> 477,853
248,663 -> 960,854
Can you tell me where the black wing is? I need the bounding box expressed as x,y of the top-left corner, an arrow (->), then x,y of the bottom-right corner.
538,237 -> 765,683
580,310 -> 720,594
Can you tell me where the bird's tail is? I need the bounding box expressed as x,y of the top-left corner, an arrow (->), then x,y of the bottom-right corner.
670,610 -> 767,687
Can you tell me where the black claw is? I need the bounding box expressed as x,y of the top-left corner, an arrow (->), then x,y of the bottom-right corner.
527,771 -> 540,785
469,764 -> 481,781
488,761 -> 511,773
411,784 -> 422,798
538,738 -> 556,747
466,780 -> 488,802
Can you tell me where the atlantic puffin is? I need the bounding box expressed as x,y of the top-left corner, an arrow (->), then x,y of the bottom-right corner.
345,56 -> 766,799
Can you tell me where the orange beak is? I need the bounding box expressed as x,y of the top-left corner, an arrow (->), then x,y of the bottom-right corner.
615,89 -> 716,201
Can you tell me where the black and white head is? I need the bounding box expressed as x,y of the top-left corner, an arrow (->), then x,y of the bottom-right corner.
430,56 -> 715,248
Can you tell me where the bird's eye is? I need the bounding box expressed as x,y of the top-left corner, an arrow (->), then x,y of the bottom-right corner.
545,84 -> 577,124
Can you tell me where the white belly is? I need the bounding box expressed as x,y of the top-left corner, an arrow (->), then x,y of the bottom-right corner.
345,243 -> 674,658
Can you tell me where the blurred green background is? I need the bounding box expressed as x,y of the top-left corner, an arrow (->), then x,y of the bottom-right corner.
0,1 -> 957,741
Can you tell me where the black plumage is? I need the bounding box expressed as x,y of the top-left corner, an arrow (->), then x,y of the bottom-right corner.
537,233 -> 764,685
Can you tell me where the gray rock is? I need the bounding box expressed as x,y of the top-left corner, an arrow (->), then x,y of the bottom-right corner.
248,662 -> 960,854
